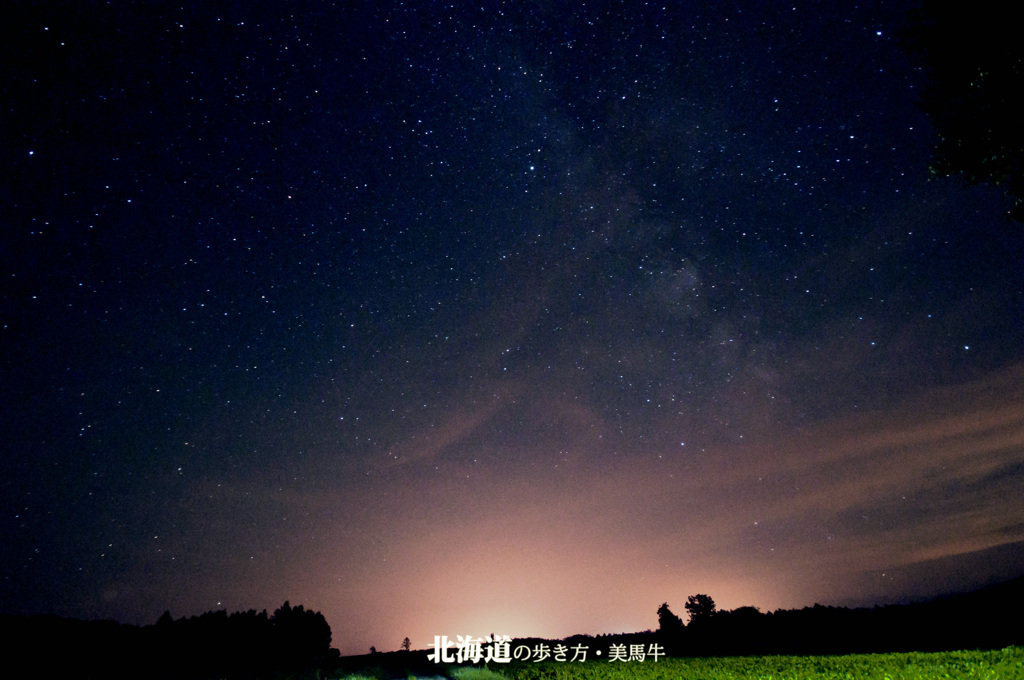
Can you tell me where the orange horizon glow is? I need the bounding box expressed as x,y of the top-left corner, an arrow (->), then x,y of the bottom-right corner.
228,365 -> 1024,655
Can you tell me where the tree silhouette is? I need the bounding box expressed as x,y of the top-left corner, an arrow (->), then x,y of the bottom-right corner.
270,601 -> 332,671
685,594 -> 717,626
656,602 -> 684,633
902,1 -> 1024,221
401,636 -> 411,652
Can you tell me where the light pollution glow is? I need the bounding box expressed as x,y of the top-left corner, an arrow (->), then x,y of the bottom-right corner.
174,363 -> 1024,656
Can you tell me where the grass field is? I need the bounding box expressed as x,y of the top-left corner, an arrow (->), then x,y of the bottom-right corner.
359,646 -> 1024,680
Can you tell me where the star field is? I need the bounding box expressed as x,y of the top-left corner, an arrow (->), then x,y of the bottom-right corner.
2,1 -> 1023,656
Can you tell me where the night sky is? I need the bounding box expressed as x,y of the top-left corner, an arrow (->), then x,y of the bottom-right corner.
3,1 -> 1023,657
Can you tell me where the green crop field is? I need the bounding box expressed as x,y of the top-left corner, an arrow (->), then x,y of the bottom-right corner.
422,646 -> 1024,680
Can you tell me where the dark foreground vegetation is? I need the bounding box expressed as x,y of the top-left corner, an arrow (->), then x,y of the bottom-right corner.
500,648 -> 1024,680
344,577 -> 1024,679
3,578 -> 1022,679
2,601 -> 339,680
649,575 -> 1024,657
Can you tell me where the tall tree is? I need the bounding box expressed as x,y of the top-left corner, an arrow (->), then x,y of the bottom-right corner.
685,594 -> 717,627
271,601 -> 333,670
657,602 -> 684,634
903,2 -> 1024,221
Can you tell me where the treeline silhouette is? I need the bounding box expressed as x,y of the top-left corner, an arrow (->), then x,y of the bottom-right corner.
2,601 -> 338,680
651,576 -> 1024,656
5,579 -> 1022,679
339,578 -> 1024,679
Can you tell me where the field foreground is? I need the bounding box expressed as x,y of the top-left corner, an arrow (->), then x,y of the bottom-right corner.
497,647 -> 1024,680
354,647 -> 1024,680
